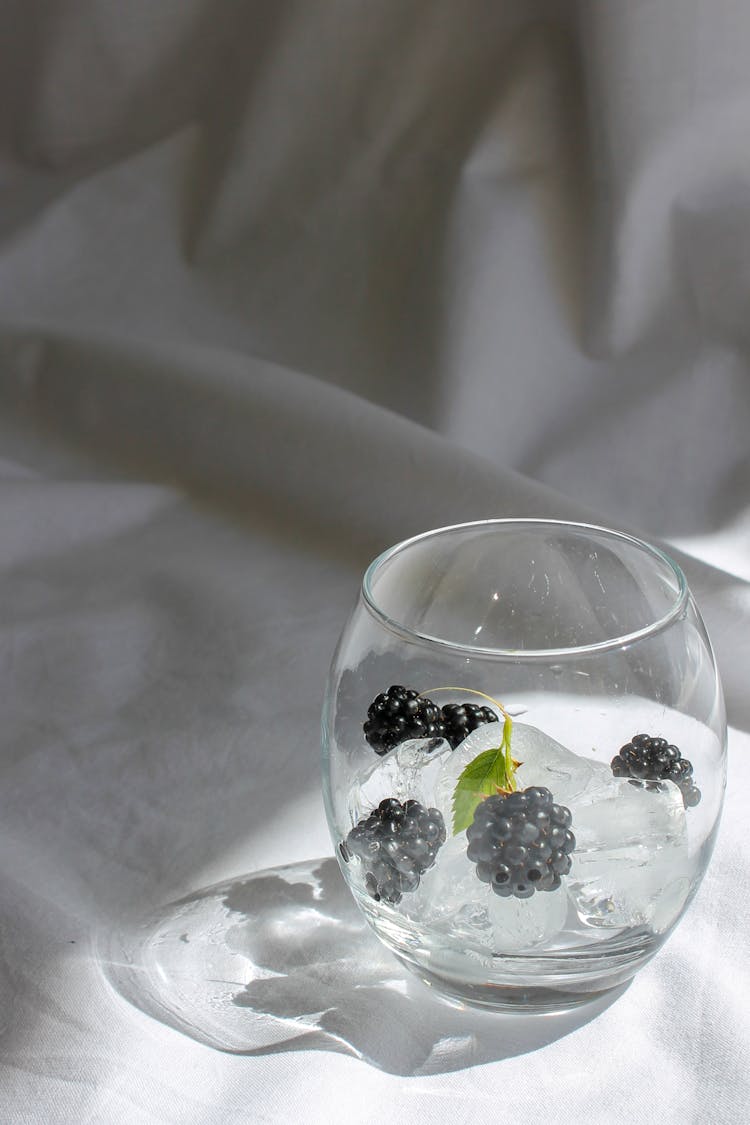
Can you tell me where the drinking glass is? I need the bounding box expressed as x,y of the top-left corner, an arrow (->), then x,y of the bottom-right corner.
322,520 -> 726,1011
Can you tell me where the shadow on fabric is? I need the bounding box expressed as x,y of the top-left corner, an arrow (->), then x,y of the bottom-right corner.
99,856 -> 626,1076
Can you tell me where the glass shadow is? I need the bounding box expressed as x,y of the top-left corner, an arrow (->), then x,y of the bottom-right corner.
99,857 -> 627,1076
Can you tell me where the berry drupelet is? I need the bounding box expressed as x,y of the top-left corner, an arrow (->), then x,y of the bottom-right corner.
364,685 -> 444,755
466,787 -> 575,899
342,798 -> 446,904
440,702 -> 499,749
611,734 -> 701,808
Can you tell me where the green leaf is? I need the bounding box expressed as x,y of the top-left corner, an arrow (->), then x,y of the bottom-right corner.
452,749 -> 501,833
451,715 -> 516,834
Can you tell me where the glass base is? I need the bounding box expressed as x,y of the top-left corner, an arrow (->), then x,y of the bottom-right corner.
358,881 -> 661,1017
399,956 -> 628,1014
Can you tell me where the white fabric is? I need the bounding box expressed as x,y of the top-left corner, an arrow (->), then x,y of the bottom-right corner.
0,3 -> 748,1121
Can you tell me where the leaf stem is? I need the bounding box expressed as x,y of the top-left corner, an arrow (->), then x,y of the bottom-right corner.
502,713 -> 517,792
419,685 -> 511,722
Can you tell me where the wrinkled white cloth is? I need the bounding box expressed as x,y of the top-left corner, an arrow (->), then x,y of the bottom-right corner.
0,3 -> 749,1122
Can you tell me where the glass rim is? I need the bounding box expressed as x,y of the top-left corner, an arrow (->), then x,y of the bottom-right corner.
361,518 -> 689,660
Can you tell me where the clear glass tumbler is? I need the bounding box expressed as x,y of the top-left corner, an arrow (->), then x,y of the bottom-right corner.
322,520 -> 726,1011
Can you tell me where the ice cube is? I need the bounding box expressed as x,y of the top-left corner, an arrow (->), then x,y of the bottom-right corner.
567,776 -> 692,933
403,834 -> 567,954
431,720 -> 693,937
348,737 -> 452,824
434,721 -> 597,829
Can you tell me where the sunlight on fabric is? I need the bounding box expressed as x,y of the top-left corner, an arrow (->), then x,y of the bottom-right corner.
670,506 -> 750,584
191,793 -> 331,891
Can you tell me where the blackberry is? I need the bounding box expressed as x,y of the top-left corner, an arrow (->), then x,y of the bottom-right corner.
364,685 -> 444,755
611,734 -> 701,808
342,797 -> 446,904
466,787 -> 575,900
440,702 -> 499,749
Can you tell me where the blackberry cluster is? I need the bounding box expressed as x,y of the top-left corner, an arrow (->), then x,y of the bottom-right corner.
466,787 -> 575,899
364,685 -> 500,754
341,798 -> 446,904
441,702 -> 499,749
364,686 -> 444,755
611,734 -> 701,808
